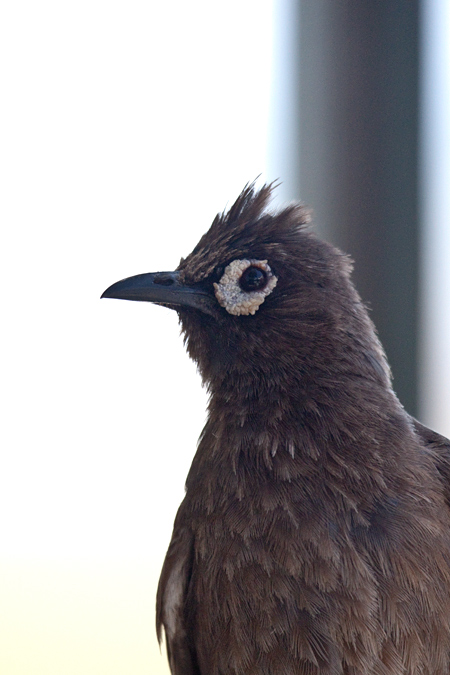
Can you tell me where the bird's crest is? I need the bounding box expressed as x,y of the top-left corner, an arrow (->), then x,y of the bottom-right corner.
178,182 -> 311,284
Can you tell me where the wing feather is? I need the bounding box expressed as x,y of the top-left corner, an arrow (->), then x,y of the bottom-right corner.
156,499 -> 199,675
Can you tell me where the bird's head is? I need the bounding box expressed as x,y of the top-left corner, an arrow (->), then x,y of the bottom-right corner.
102,183 -> 391,396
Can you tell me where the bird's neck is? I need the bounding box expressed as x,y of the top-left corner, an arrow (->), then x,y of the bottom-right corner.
208,364 -> 400,435
191,366 -> 412,506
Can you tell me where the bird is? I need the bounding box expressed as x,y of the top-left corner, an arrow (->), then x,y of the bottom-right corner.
102,183 -> 450,675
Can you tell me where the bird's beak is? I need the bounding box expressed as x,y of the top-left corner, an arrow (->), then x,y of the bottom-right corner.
101,271 -> 216,316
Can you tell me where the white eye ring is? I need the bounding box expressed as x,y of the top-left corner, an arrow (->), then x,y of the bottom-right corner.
213,259 -> 278,316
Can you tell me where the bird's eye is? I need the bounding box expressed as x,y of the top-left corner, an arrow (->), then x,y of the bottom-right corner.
213,259 -> 278,316
239,266 -> 267,292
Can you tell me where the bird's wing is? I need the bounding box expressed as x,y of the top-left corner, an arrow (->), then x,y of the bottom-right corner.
412,416 -> 450,507
156,499 -> 199,675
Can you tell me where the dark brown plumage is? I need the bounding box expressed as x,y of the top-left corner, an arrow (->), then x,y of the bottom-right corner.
102,184 -> 450,675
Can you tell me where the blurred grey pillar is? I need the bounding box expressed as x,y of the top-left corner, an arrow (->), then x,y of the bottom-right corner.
419,0 -> 450,437
273,1 -> 420,414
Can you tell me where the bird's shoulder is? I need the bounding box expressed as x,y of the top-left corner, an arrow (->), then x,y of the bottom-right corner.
412,416 -> 450,505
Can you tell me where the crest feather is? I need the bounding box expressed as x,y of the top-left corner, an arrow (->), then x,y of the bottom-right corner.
179,182 -> 311,283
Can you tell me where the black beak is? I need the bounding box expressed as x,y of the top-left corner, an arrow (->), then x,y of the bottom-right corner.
101,271 -> 216,316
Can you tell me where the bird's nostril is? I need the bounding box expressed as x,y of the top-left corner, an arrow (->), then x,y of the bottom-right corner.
153,273 -> 176,286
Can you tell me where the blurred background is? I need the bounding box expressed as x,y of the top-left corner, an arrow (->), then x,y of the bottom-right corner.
1,1 -> 449,673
